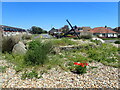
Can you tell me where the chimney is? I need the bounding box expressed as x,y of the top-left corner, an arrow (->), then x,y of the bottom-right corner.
105,25 -> 107,28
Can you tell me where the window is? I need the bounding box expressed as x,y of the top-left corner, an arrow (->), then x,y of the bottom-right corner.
7,28 -> 10,30
102,34 -> 105,36
4,32 -> 6,35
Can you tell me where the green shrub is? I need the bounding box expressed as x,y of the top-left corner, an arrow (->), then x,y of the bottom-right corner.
28,40 -> 42,50
2,36 -> 21,53
24,40 -> 53,65
114,41 -> 120,44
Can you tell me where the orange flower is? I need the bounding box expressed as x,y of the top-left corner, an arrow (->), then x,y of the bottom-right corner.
74,62 -> 88,67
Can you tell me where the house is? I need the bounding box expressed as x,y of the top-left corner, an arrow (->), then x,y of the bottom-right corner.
89,27 -> 118,38
113,27 -> 120,37
49,27 -> 59,35
81,27 -> 92,31
0,25 -> 26,36
113,27 -> 120,34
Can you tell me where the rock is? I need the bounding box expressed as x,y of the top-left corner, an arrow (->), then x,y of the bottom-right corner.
92,37 -> 105,43
12,41 -> 27,54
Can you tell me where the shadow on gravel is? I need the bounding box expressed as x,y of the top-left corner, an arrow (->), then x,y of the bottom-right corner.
71,71 -> 82,75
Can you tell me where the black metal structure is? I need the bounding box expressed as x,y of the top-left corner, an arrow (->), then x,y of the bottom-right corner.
61,19 -> 80,39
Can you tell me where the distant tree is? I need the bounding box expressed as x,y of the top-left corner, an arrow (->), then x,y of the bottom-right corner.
30,26 -> 43,34
61,25 -> 69,33
43,30 -> 48,33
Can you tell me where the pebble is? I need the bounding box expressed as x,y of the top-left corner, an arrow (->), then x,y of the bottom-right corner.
0,59 -> 119,88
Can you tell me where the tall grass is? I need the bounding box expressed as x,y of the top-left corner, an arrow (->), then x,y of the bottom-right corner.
24,40 -> 53,66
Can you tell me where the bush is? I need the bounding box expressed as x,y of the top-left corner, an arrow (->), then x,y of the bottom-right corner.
24,40 -> 53,65
28,40 -> 42,50
114,41 -> 120,44
2,36 -> 21,53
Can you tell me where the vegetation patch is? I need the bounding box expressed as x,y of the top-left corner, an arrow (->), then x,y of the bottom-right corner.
21,70 -> 41,80
0,66 -> 7,73
24,40 -> 53,66
2,38 -> 119,78
51,38 -> 77,46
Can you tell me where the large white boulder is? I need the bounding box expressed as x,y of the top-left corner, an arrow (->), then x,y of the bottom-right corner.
12,41 -> 27,54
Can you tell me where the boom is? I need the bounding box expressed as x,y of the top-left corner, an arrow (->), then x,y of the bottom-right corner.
64,19 -> 80,39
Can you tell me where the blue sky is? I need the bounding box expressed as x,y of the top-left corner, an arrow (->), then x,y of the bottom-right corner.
2,2 -> 118,30
1,0 -> 120,2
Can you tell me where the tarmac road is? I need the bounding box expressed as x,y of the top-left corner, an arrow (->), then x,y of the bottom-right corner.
34,34 -> 52,39
104,40 -> 119,43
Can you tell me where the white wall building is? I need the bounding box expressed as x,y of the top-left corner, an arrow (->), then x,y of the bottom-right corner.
0,25 -> 27,36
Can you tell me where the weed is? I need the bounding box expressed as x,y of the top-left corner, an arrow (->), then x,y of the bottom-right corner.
21,70 -> 40,80
90,66 -> 98,69
14,65 -> 24,73
47,65 -> 52,70
0,66 -> 7,73
40,70 -> 48,75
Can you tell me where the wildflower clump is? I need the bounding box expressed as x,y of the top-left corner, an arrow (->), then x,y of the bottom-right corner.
74,62 -> 88,74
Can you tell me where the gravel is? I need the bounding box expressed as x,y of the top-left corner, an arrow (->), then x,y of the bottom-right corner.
0,59 -> 119,88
